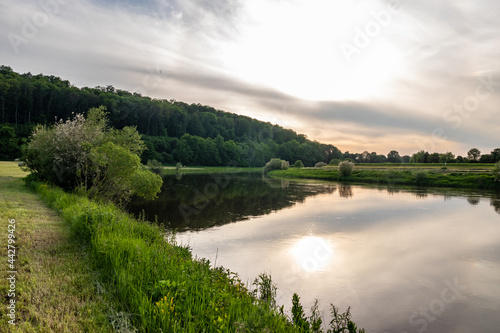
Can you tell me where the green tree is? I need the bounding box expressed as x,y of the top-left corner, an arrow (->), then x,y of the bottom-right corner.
338,160 -> 354,177
0,124 -> 18,159
293,160 -> 304,168
23,106 -> 162,203
467,148 -> 481,162
387,150 -> 402,163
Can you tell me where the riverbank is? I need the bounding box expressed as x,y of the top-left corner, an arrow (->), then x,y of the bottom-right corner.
0,162 -> 114,332
19,174 -> 296,332
161,166 -> 262,175
269,164 -> 500,189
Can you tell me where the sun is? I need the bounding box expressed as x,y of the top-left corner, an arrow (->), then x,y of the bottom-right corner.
218,0 -> 406,101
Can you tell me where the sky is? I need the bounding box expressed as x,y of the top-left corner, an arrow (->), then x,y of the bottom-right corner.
1,0 -> 499,156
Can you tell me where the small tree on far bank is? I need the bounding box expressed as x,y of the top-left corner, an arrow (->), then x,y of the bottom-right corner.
338,160 -> 354,177
293,160 -> 304,168
263,158 -> 289,174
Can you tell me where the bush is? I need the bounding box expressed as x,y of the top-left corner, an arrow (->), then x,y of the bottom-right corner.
314,162 -> 327,168
493,161 -> 500,182
263,158 -> 289,174
293,160 -> 304,168
23,106 -> 162,203
413,171 -> 428,186
147,159 -> 164,175
338,160 -> 354,177
329,159 -> 341,166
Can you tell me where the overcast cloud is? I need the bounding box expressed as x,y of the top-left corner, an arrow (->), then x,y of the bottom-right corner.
1,0 -> 499,155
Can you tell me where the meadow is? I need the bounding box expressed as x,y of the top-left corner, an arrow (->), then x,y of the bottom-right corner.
269,163 -> 500,189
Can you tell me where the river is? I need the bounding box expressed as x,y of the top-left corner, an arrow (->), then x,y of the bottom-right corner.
128,173 -> 500,332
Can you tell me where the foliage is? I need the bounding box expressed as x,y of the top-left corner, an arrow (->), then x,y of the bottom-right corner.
329,159 -> 341,166
291,293 -> 310,331
467,148 -> 481,162
25,180 -> 368,332
0,124 -> 19,159
309,299 -> 323,333
263,158 -> 289,174
22,107 -> 162,203
413,171 -> 428,186
493,161 -> 500,182
387,150 -> 402,163
315,162 -> 327,168
0,66 -> 342,167
147,159 -> 163,175
294,160 -> 304,168
328,305 -> 365,333
338,160 -> 355,177
252,273 -> 278,308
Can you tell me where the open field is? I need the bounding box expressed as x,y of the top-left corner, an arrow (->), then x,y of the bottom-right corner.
270,163 -> 500,190
0,162 -> 113,332
160,166 -> 263,175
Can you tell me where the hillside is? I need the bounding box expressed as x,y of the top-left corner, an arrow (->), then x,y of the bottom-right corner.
0,65 -> 341,166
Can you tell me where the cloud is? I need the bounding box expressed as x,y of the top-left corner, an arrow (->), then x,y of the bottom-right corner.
1,0 -> 499,155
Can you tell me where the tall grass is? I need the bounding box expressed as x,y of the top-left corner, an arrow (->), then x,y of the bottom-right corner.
27,180 -> 313,332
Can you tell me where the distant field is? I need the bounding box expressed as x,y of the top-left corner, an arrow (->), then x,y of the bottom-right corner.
270,163 -> 500,190
334,163 -> 495,173
160,166 -> 262,175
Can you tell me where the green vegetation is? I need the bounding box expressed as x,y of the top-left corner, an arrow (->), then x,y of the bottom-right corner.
21,173 -> 364,332
22,107 -> 162,204
270,164 -> 500,189
294,160 -> 304,168
0,162 -> 114,332
0,66 -> 341,167
315,162 -> 327,168
263,158 -> 290,174
493,161 -> 500,182
338,161 -> 354,177
2,65 -> 500,170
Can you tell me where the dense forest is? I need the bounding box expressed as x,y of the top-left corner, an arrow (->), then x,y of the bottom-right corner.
0,65 -> 499,165
0,65 -> 341,166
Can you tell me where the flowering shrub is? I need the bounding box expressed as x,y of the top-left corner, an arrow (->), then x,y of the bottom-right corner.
23,106 -> 162,203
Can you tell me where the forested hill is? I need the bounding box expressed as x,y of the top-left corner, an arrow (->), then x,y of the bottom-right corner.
0,65 -> 342,166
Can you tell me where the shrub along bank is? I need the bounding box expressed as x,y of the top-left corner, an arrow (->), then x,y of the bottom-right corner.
27,179 -> 365,332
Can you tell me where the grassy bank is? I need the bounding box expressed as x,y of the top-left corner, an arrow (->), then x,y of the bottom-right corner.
19,169 -> 317,332
160,166 -> 263,175
269,164 -> 500,189
0,162 -> 113,332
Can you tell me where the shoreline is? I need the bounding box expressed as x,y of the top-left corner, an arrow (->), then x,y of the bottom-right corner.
268,164 -> 500,190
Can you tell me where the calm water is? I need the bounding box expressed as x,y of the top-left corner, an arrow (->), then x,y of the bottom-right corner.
129,174 -> 500,332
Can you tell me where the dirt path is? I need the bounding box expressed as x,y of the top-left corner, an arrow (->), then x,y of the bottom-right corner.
0,162 -> 113,333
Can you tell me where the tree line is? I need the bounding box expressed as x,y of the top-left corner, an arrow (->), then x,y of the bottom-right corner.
0,65 -> 499,166
0,65 -> 341,166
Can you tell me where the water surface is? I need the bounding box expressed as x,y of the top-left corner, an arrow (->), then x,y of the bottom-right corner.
130,174 -> 500,332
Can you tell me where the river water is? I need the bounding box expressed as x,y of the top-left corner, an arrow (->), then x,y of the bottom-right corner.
129,173 -> 500,332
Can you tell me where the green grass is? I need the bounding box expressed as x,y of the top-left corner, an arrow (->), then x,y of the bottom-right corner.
23,172 -> 306,332
160,166 -> 263,176
270,164 -> 500,189
0,162 -> 114,332
1,161 -> 366,332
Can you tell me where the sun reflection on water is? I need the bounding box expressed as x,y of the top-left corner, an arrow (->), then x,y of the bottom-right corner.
290,236 -> 334,273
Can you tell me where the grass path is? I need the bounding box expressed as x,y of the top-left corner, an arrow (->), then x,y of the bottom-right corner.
0,162 -> 113,332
